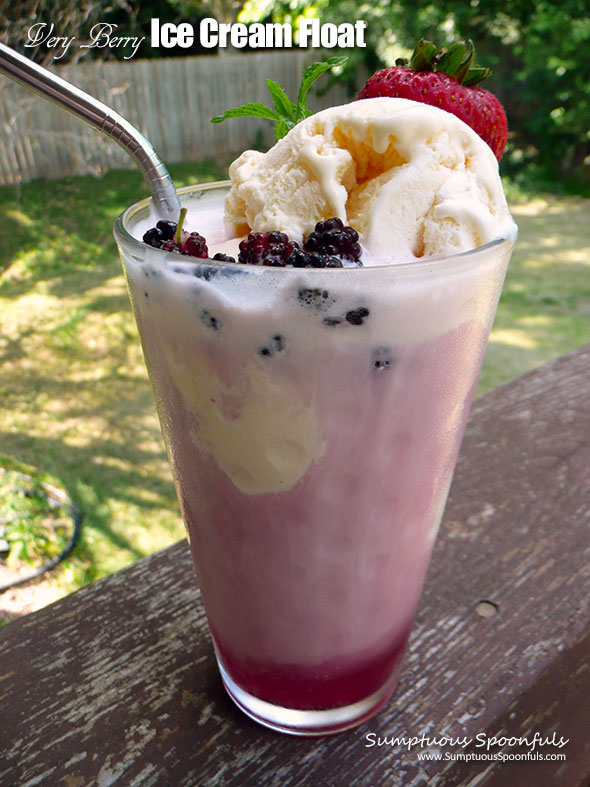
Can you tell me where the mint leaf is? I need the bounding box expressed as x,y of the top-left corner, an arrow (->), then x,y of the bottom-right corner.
176,206 -> 187,244
211,56 -> 348,140
274,117 -> 297,141
296,56 -> 348,123
211,104 -> 282,124
267,79 -> 296,120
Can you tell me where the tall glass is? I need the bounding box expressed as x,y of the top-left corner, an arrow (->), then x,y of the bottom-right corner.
114,182 -> 516,735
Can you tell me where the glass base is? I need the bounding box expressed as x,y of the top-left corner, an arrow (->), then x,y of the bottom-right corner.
217,655 -> 403,736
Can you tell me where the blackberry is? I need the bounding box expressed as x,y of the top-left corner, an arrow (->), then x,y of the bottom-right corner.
200,309 -> 222,331
345,307 -> 370,326
194,264 -> 245,281
258,334 -> 286,358
213,252 -> 236,263
142,208 -> 209,259
238,231 -> 298,267
161,239 -> 182,254
289,249 -> 343,268
322,307 -> 370,328
372,347 -> 395,370
297,288 -> 334,310
182,232 -> 208,259
304,218 -> 362,262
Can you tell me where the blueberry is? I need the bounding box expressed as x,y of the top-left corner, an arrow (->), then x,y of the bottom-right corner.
143,227 -> 164,248
213,253 -> 236,263
155,220 -> 177,240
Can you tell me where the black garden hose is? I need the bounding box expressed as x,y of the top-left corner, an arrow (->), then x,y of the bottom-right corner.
0,462 -> 84,594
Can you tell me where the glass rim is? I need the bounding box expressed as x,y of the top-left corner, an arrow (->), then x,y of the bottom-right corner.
114,180 -> 518,277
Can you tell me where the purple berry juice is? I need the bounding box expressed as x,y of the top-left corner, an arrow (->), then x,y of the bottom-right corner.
115,183 -> 515,734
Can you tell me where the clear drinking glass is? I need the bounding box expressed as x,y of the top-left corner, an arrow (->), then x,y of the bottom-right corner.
114,182 -> 516,735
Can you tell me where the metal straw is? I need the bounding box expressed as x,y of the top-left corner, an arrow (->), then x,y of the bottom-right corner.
0,43 -> 180,220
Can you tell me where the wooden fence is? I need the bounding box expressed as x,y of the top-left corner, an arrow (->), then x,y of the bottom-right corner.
0,52 -> 355,185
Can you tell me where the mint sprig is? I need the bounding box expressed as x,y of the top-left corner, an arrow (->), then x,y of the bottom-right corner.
211,56 -> 348,140
176,206 -> 187,244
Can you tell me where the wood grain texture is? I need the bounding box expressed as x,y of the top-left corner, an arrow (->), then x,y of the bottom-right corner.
0,52 -> 355,185
1,346 -> 589,787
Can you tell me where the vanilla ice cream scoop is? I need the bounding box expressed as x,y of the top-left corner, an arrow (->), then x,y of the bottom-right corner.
225,97 -> 514,264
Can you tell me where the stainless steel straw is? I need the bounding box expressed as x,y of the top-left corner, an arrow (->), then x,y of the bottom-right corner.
0,42 -> 180,220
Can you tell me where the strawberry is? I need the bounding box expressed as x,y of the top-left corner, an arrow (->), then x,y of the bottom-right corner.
357,39 -> 507,161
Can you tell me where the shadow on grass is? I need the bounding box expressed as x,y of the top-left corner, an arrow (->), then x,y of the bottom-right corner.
0,401 -> 179,585
0,165 -> 211,581
0,314 -> 180,566
0,159 -> 228,283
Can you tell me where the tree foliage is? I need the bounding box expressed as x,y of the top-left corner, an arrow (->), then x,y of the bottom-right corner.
0,0 -> 139,64
0,0 -> 213,62
394,0 -> 590,185
248,0 -> 590,186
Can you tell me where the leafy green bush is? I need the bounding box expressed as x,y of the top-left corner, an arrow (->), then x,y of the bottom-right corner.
252,0 -> 590,191
0,464 -> 71,568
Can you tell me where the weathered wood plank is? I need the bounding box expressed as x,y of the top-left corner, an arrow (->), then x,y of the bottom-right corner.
0,346 -> 589,786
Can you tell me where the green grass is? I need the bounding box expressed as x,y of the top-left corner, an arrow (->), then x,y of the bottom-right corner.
0,162 -> 588,601
0,160 -> 227,594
